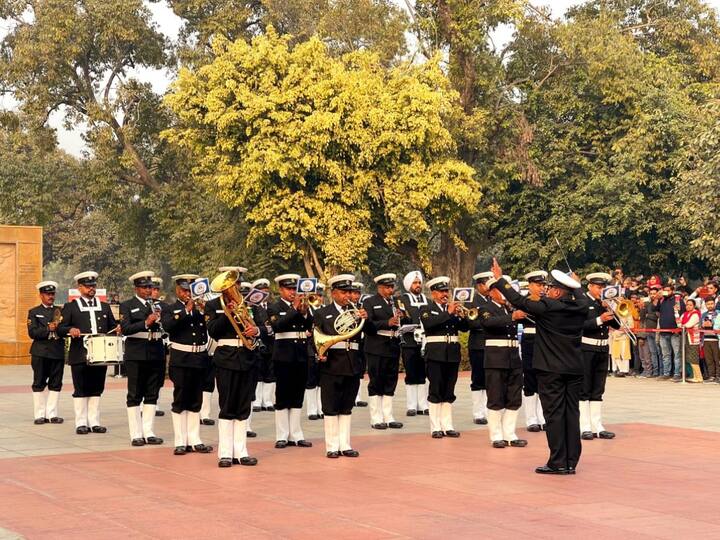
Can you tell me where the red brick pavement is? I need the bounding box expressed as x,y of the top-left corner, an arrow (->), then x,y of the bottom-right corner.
1,423 -> 718,539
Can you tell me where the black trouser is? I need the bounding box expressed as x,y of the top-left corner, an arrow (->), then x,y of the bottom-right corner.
521,344 -> 538,396
71,364 -> 107,397
426,360 -> 459,403
125,360 -> 163,407
306,355 -> 320,389
320,373 -> 360,415
275,361 -> 308,410
469,348 -> 486,390
537,370 -> 583,471
485,367 -> 523,410
202,363 -> 216,393
215,366 -> 254,421
366,353 -> 400,396
169,365 -> 204,413
580,349 -> 608,401
258,351 -> 276,383
31,356 -> 64,392
151,355 -> 167,399
401,347 -> 425,385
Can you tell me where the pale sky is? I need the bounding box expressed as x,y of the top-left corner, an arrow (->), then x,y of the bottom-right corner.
40,0 -> 720,156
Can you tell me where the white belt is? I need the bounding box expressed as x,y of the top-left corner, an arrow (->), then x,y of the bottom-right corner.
216,339 -> 245,348
582,337 -> 608,347
377,330 -> 398,338
127,332 -> 163,340
485,339 -> 519,347
274,332 -> 307,340
170,342 -> 208,353
425,335 -> 459,344
523,327 -> 536,335
329,342 -> 360,350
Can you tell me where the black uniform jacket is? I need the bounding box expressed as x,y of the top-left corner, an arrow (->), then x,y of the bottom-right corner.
205,297 -> 256,371
466,292 -> 489,351
419,301 -> 468,363
58,297 -> 118,365
314,303 -> 362,377
398,292 -> 427,348
267,298 -> 312,362
161,299 -> 209,369
362,293 -> 400,358
492,277 -> 589,375
479,300 -> 521,369
27,304 -> 65,359
120,296 -> 164,362
581,292 -> 620,352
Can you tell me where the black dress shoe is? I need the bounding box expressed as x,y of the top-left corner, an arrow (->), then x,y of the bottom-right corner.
174,446 -> 187,455
218,458 -> 232,468
286,441 -> 297,446
581,431 -> 594,440
326,451 -> 340,458
510,439 -> 528,447
421,409 -> 429,415
145,436 -> 163,445
246,431 -> 257,438
388,421 -> 403,429
474,418 -> 488,425
239,457 -> 258,466
535,465 -> 573,475
527,424 -> 541,432
275,440 -> 289,449
371,423 -> 388,430
341,449 -> 359,457
34,418 -> 47,425
49,417 -> 64,424
431,431 -> 444,438
296,440 -> 313,447
253,406 -> 262,412
232,458 -> 240,464
492,440 -> 507,448
445,430 -> 460,438
308,414 -> 320,421
265,405 -> 275,412
597,431 -> 615,439
132,438 -> 146,447
155,410 -> 165,416
193,444 -> 213,453
260,406 -> 267,411
201,418 -> 215,426
355,401 -> 368,407
91,426 -> 107,433
406,409 -> 417,417
76,425 -> 90,435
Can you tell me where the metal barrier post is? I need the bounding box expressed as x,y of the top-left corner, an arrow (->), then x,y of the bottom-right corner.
681,327 -> 686,384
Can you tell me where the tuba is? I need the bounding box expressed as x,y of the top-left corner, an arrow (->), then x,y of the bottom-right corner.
211,270 -> 259,350
313,302 -> 365,357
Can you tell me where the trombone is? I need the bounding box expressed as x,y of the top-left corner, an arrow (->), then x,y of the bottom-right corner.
604,298 -> 638,345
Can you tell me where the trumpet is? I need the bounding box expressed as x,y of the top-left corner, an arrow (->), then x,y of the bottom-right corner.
299,292 -> 323,310
455,304 -> 479,320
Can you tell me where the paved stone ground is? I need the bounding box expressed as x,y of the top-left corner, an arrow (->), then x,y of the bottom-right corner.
0,365 -> 719,538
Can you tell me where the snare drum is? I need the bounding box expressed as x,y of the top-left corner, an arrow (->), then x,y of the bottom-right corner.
84,334 -> 124,365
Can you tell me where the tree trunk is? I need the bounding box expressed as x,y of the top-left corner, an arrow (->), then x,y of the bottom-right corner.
430,232 -> 479,286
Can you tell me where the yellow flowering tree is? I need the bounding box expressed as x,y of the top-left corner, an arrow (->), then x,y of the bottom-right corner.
164,29 -> 480,279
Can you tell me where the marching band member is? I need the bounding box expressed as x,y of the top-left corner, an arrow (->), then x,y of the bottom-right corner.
314,274 -> 367,458
399,271 -> 428,416
362,273 -> 403,430
479,277 -> 528,448
349,282 -> 368,408
419,277 -> 466,439
206,268 -> 259,467
58,271 -> 119,435
581,272 -> 619,441
238,280 -> 259,438
466,271 -> 493,425
120,271 -> 165,447
27,281 -> 65,424
489,261 -> 589,474
522,271 -> 548,432
150,277 -> 168,417
268,274 -> 313,448
161,275 -> 213,455
305,283 -> 325,420
252,278 -> 276,413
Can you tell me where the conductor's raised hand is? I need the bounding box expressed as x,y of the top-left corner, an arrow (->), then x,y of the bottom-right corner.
491,258 -> 502,279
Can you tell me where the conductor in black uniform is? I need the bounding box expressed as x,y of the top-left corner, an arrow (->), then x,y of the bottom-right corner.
489,259 -> 589,475
120,271 -> 165,447
268,273 -> 313,449
161,274 -> 213,456
58,271 -> 119,435
27,281 -> 65,424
